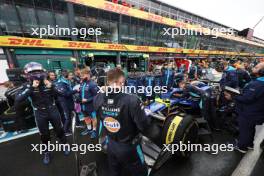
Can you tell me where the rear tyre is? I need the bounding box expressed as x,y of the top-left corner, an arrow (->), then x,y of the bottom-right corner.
161,113 -> 199,157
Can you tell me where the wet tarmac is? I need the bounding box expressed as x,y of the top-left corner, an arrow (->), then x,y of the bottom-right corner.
0,128 -> 250,176
250,152 -> 264,176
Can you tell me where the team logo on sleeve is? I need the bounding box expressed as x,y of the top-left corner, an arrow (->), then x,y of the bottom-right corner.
103,117 -> 121,133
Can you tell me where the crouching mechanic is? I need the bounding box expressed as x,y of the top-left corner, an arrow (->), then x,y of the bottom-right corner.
80,68 -> 98,138
15,62 -> 69,164
94,68 -> 150,176
224,62 -> 264,153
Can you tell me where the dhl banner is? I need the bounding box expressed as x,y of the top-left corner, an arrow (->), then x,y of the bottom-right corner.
1,36 -> 264,56
65,0 -> 264,48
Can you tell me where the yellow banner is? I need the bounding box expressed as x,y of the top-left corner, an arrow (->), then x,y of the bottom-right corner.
65,0 -> 264,48
0,36 -> 263,56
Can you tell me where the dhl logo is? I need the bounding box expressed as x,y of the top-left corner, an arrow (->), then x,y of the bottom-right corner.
174,49 -> 183,53
158,48 -> 168,52
175,22 -> 187,29
103,2 -> 129,15
136,46 -> 149,51
107,44 -> 126,50
187,49 -> 195,53
6,38 -> 45,46
148,14 -> 164,23
66,42 -> 93,49
103,117 -> 121,133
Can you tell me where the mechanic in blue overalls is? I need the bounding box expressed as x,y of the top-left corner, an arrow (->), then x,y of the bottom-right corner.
94,68 -> 150,176
189,62 -> 198,80
161,65 -> 175,90
224,62 -> 264,153
220,60 -> 239,89
15,62 -> 69,164
79,68 -> 98,138
55,70 -> 77,136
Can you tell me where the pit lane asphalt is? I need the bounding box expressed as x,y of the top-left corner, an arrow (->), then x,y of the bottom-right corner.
0,128 -> 248,176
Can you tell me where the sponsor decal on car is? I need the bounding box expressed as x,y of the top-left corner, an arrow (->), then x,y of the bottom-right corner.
166,116 -> 183,144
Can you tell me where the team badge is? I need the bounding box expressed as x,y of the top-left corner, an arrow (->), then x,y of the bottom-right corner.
103,117 -> 121,133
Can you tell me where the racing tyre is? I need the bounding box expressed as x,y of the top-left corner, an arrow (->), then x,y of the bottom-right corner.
161,113 -> 199,157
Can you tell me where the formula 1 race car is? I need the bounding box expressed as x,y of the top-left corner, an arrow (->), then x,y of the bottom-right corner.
141,98 -> 199,171
139,81 -> 220,171
0,86 -> 36,133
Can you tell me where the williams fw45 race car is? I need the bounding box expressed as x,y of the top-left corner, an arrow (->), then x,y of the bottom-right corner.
141,98 -> 199,171
139,82 -> 216,171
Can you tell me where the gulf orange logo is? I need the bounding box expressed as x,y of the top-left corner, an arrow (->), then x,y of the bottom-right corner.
103,117 -> 121,133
